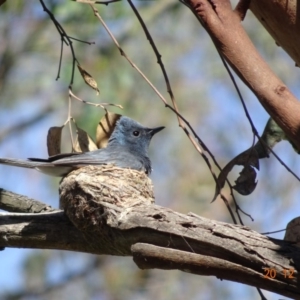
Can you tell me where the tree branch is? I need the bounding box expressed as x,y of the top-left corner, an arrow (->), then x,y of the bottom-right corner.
250,0 -> 300,67
0,188 -> 55,213
185,0 -> 300,151
132,243 -> 299,297
0,206 -> 299,298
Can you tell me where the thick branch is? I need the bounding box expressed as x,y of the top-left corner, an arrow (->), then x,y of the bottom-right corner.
186,0 -> 300,151
0,204 -> 299,297
250,0 -> 300,67
1,167 -> 299,298
0,211 -> 101,253
0,188 -> 54,213
132,243 -> 299,296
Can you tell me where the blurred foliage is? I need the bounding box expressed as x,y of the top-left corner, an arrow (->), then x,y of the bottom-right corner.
1,1 -> 300,300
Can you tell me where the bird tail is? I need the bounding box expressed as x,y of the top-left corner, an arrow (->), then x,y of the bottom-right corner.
0,157 -> 73,177
0,158 -> 42,169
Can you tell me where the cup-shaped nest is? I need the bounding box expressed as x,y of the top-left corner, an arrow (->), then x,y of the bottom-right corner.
59,165 -> 155,231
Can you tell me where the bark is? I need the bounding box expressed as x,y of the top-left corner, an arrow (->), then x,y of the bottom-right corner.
185,0 -> 300,152
0,167 -> 300,298
0,188 -> 54,213
250,0 -> 300,67
1,201 -> 300,298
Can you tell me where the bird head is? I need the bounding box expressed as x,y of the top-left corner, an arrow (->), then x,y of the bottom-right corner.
108,116 -> 164,154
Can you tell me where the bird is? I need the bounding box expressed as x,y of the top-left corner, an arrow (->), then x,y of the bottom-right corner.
0,116 -> 164,177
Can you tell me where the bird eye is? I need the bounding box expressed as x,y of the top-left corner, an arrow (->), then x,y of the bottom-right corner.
133,130 -> 140,136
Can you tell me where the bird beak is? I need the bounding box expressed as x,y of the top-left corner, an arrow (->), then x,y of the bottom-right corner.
149,126 -> 165,137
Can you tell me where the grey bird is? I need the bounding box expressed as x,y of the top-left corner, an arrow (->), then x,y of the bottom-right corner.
0,116 -> 164,177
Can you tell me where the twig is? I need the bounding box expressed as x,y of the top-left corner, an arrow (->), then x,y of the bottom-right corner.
69,88 -> 123,109
256,287 -> 268,300
127,1 -> 173,108
68,36 -> 95,45
179,0 -> 255,223
74,0 -> 121,4
68,88 -> 75,148
262,140 -> 300,180
261,228 -> 286,235
204,2 -> 300,183
57,37 -> 64,79
90,5 -> 168,106
181,0 -> 300,224
89,3 -> 239,224
39,0 -> 79,84
126,1 -> 240,223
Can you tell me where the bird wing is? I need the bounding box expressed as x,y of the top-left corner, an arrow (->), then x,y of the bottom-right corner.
0,146 -> 149,176
29,152 -> 82,162
52,148 -> 130,165
51,147 -> 149,173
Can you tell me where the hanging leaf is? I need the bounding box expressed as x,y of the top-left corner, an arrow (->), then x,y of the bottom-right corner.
212,117 -> 295,202
233,164 -> 257,195
212,148 -> 259,202
74,126 -> 98,153
77,64 -> 100,95
96,112 -> 122,148
47,126 -> 64,156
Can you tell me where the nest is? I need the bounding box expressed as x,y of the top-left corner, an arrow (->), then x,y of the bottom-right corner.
59,165 -> 155,231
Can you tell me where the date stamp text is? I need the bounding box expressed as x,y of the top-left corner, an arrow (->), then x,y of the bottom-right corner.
263,268 -> 295,279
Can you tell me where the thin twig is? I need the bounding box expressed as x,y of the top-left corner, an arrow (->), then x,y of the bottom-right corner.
89,3 -> 240,223
127,1 -> 240,223
69,88 -> 123,109
180,0 -> 255,223
256,287 -> 268,300
127,1 -> 174,108
235,204 -> 254,222
183,0 -> 300,182
74,0 -> 121,4
262,140 -> 300,180
261,228 -> 286,235
57,37 -> 64,80
39,0 -> 79,85
68,36 -> 95,44
68,88 -> 75,149
181,0 -> 300,227
179,3 -> 271,299
90,5 -> 168,105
